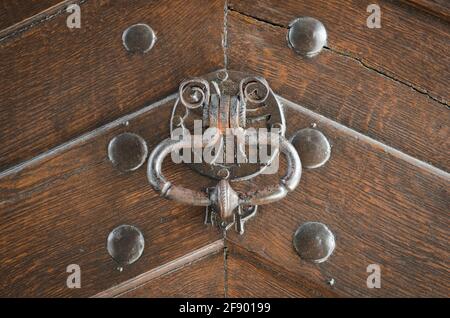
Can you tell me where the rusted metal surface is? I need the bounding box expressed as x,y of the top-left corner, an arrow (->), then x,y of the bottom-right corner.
147,70 -> 302,233
170,70 -> 287,181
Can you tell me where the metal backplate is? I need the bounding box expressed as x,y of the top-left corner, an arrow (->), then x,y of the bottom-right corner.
170,70 -> 286,181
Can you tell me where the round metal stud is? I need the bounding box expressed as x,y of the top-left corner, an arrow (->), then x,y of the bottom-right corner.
290,128 -> 331,169
287,17 -> 327,57
122,23 -> 156,54
108,132 -> 148,172
293,222 -> 335,263
107,225 -> 145,266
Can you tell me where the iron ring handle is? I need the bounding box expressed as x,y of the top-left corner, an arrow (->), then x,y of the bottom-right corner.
239,136 -> 301,206
147,136 -> 301,211
147,138 -> 211,206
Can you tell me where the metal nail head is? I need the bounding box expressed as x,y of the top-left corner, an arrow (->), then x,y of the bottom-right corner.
291,128 -> 331,169
287,17 -> 327,57
122,23 -> 156,54
293,221 -> 335,263
107,225 -> 145,266
108,132 -> 148,172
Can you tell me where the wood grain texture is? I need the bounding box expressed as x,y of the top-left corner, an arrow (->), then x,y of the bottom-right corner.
227,243 -> 338,298
120,249 -> 224,298
227,100 -> 450,297
402,0 -> 450,20
228,0 -> 450,104
0,0 -> 224,171
227,11 -> 450,171
2,0 -> 449,299
0,98 -> 222,297
95,240 -> 224,297
0,0 -> 63,34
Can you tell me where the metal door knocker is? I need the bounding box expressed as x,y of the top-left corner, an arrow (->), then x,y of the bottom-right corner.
147,70 -> 302,234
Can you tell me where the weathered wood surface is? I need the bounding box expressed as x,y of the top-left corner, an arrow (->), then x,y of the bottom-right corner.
0,0 -> 63,35
121,249 -> 224,298
1,0 -> 449,298
0,98 -> 221,297
227,243 -> 338,298
402,0 -> 450,20
228,0 -> 450,104
227,11 -> 450,171
227,100 -> 450,297
0,0 -> 224,171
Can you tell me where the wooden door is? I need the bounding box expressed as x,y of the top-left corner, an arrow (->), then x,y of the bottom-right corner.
0,0 -> 448,297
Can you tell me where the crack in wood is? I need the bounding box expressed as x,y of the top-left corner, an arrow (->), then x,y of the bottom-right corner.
227,6 -> 449,107
227,5 -> 286,29
323,46 -> 450,108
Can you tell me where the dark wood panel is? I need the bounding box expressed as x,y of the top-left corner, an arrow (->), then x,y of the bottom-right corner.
0,0 -> 63,33
227,100 -> 450,297
0,98 -> 222,297
227,243 -> 338,298
402,0 -> 450,20
227,11 -> 450,171
121,249 -> 224,298
228,0 -> 450,104
0,0 -> 224,171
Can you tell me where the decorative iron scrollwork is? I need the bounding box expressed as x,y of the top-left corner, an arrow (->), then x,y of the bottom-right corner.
147,70 -> 302,234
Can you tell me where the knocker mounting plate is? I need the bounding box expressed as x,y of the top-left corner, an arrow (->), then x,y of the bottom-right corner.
170,70 -> 286,181
147,70 -> 302,234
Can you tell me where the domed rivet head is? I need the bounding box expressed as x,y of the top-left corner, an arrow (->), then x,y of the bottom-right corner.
290,128 -> 331,169
287,17 -> 327,57
293,222 -> 335,263
122,23 -> 156,54
107,225 -> 145,266
108,132 -> 148,172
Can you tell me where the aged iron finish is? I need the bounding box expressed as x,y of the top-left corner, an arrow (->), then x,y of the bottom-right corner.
170,70 -> 286,181
205,202 -> 258,235
122,23 -> 156,54
291,128 -> 331,169
108,132 -> 148,172
147,70 -> 302,234
293,222 -> 335,263
287,17 -> 327,57
107,225 -> 145,266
